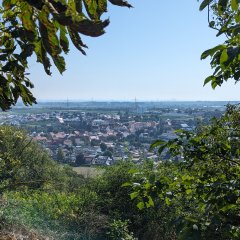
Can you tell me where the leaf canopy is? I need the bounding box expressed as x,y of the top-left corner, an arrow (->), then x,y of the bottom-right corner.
199,0 -> 240,88
0,0 -> 132,110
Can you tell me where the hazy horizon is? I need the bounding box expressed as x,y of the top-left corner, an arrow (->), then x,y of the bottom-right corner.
33,99 -> 240,102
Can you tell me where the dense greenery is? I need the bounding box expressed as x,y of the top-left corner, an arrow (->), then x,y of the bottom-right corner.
0,126 -> 106,239
128,104 -> 240,239
0,125 -> 177,239
199,0 -> 240,88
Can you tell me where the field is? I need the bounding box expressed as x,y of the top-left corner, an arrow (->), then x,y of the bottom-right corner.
73,166 -> 104,178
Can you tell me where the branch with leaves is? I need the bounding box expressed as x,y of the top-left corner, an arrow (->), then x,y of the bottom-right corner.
126,104 -> 240,239
199,0 -> 240,89
0,0 -> 132,110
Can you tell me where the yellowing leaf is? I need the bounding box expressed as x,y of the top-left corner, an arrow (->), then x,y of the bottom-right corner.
220,49 -> 228,64
137,202 -> 145,210
231,0 -> 239,11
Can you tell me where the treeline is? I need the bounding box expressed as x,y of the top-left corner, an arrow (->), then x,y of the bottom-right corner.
0,105 -> 240,239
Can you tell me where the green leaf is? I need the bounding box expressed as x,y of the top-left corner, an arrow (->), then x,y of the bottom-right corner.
203,76 -> 215,86
218,0 -> 229,12
150,140 -> 166,150
34,40 -> 52,75
59,25 -> 69,54
109,0 -> 133,8
74,0 -> 83,13
39,11 -> 61,56
97,0 -> 107,15
147,196 -> 154,207
165,197 -> 171,205
211,79 -> 218,89
19,2 -> 36,33
130,192 -> 138,200
201,45 -> 226,60
220,204 -> 237,212
199,0 -> 213,11
83,0 -> 99,20
157,144 -> 167,155
128,169 -> 138,174
186,189 -> 192,195
52,55 -> 66,74
68,27 -> 87,55
182,175 -> 194,181
121,182 -> 132,187
220,49 -> 228,64
72,18 -> 110,37
137,201 -> 145,210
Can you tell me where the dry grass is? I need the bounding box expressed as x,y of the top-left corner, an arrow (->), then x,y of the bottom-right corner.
72,166 -> 104,178
0,230 -> 48,240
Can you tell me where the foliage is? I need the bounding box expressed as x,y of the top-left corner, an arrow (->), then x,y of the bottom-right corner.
0,189 -> 107,239
0,134 -> 177,240
107,220 -> 136,240
75,152 -> 86,166
100,142 -> 107,152
0,125 -> 84,192
57,147 -> 65,162
0,125 -> 57,191
91,160 -> 177,239
129,105 -> 240,239
0,0 -> 132,110
0,125 -> 108,239
199,0 -> 240,88
0,127 -> 177,239
103,150 -> 112,158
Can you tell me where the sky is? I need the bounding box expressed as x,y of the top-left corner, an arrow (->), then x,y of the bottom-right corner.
30,0 -> 240,101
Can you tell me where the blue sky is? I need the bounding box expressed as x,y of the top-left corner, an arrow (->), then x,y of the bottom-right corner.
30,0 -> 240,101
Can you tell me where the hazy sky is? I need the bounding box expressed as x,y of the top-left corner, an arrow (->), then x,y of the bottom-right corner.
30,0 -> 240,101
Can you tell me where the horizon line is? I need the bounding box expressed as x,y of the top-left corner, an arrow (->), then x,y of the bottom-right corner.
33,99 -> 240,103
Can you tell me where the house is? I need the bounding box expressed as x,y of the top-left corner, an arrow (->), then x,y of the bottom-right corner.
64,139 -> 73,147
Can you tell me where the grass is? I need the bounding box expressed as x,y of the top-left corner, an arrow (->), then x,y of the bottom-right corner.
73,166 -> 104,178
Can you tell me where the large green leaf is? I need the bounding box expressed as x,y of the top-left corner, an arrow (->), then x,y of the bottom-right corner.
199,0 -> 213,11
109,0 -> 133,8
201,45 -> 226,60
59,25 -> 70,54
68,27 -> 87,55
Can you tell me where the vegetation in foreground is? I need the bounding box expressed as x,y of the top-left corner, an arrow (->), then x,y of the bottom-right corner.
0,105 -> 239,239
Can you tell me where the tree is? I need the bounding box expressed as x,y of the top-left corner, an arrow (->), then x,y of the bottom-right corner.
129,105 -> 240,239
75,152 -> 86,166
199,0 -> 240,88
100,142 -> 107,152
0,0 -> 132,110
0,126 -> 71,191
103,150 -> 112,158
57,147 -> 65,162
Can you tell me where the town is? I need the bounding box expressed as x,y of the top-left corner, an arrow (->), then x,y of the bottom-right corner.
0,101 -> 228,166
